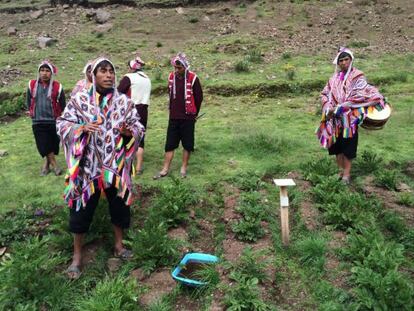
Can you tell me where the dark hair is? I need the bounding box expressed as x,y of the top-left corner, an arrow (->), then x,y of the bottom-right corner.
175,60 -> 183,66
337,52 -> 352,63
39,64 -> 51,72
93,60 -> 114,75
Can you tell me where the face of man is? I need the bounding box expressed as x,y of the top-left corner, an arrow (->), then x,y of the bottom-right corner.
39,67 -> 52,83
174,63 -> 185,76
338,56 -> 351,72
95,64 -> 115,90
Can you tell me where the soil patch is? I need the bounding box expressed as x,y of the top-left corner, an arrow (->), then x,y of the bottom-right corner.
139,268 -> 177,306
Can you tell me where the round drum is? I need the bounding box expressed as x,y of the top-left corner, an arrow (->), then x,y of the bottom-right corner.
361,103 -> 391,130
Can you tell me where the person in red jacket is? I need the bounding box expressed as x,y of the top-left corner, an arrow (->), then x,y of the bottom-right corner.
154,52 -> 203,179
27,60 -> 65,176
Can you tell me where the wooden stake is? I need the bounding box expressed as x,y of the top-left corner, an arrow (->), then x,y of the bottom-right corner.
273,179 -> 296,246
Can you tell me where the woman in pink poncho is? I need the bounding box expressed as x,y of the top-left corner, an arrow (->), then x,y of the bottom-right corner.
316,47 -> 385,184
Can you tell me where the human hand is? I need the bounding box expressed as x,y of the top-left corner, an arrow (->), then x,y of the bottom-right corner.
82,122 -> 102,134
120,125 -> 132,137
326,108 -> 334,119
25,110 -> 31,116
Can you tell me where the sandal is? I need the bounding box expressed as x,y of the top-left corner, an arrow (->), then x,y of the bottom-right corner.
114,249 -> 133,260
66,265 -> 81,280
153,171 -> 168,180
40,167 -> 50,176
180,171 -> 187,178
54,167 -> 62,176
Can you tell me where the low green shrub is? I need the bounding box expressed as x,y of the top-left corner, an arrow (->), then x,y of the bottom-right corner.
351,267 -> 413,310
232,218 -> 265,242
224,273 -> 274,311
151,178 -> 197,227
0,237 -> 73,310
353,150 -> 383,175
320,192 -> 379,230
311,176 -> 344,205
130,221 -> 181,273
74,275 -> 141,311
0,93 -> 25,116
188,17 -> 199,23
229,171 -> 265,191
374,169 -> 399,190
397,192 -> 414,207
343,227 -> 404,274
301,157 -> 337,185
230,247 -> 270,281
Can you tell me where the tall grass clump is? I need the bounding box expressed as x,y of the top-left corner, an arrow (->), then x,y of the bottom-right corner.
230,247 -> 270,282
294,235 -> 327,272
353,150 -> 383,175
246,49 -> 263,63
234,60 -> 250,73
374,169 -> 399,190
130,220 -> 181,273
0,237 -> 73,310
235,130 -> 291,158
151,178 -> 197,227
74,276 -> 141,311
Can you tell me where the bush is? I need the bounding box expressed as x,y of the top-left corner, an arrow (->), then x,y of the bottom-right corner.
130,220 -> 181,273
0,237 -> 73,310
230,247 -> 270,282
224,273 -> 274,311
188,17 -> 199,23
374,169 -> 399,190
320,192 -> 379,230
397,192 -> 414,207
353,150 -> 383,175
0,93 -> 25,116
229,171 -> 265,191
74,276 -> 141,311
351,268 -> 413,310
281,52 -> 291,60
311,176 -> 345,205
232,218 -> 265,242
151,178 -> 197,227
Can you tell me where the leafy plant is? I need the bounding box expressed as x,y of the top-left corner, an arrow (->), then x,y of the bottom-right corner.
320,192 -> 379,230
230,247 -> 270,281
354,150 -> 383,175
151,178 -> 197,227
351,268 -> 413,310
301,157 -> 337,185
188,17 -> 199,23
282,63 -> 296,80
232,218 -> 265,242
374,169 -> 399,190
74,275 -> 141,311
397,192 -> 414,207
224,272 -> 274,311
229,171 -> 265,191
130,220 -> 181,273
0,236 -> 73,310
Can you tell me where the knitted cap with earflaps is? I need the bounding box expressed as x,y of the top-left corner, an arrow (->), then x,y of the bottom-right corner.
33,59 -> 58,100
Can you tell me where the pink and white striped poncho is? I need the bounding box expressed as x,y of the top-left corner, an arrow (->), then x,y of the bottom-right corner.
316,50 -> 385,149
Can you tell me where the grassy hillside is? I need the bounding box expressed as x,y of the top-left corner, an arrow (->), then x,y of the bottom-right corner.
0,0 -> 413,310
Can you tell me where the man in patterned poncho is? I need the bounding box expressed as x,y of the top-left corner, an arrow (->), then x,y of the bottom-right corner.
316,47 -> 385,184
57,57 -> 145,279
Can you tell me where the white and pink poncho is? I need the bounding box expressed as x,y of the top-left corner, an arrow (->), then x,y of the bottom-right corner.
57,59 -> 144,210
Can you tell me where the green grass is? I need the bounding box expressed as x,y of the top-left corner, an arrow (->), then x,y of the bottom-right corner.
1,1 -> 414,310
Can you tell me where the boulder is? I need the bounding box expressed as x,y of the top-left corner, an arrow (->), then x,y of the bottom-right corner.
7,27 -> 17,36
94,23 -> 113,33
30,10 -> 44,19
95,9 -> 111,24
175,7 -> 185,14
38,36 -> 57,49
0,150 -> 8,157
